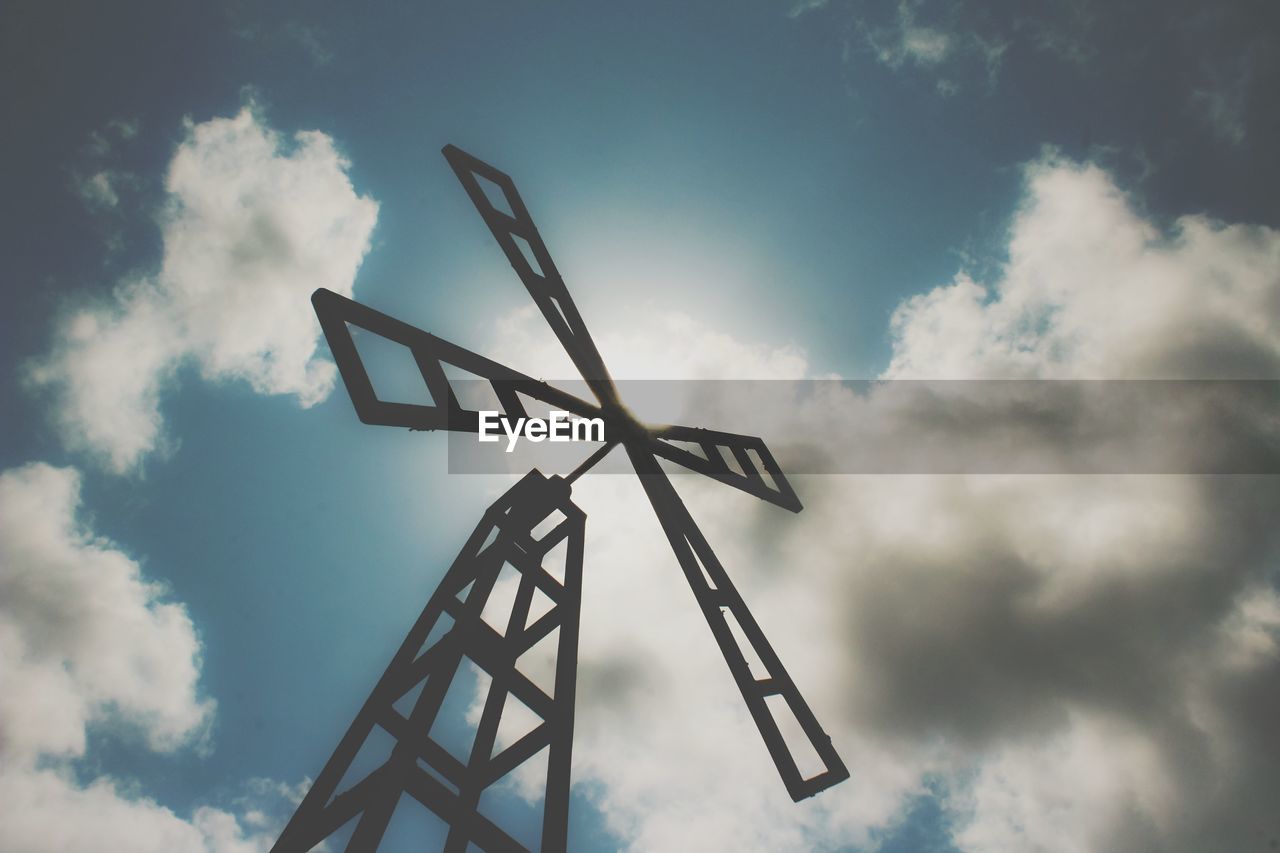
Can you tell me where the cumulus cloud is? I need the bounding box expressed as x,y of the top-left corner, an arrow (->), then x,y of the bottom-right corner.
0,462 -> 298,851
0,769 -> 300,853
887,154 -> 1280,380
27,106 -> 378,474
0,462 -> 213,761
470,155 -> 1280,851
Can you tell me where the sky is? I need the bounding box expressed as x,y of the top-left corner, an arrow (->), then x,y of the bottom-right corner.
1,0 -> 1279,851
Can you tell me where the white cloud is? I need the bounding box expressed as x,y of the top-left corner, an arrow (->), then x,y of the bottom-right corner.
886,154 -> 1280,379
0,462 -> 213,762
473,156 -> 1280,851
0,769 -> 294,853
28,106 -> 378,474
0,462 -> 297,851
5,106 -> 369,849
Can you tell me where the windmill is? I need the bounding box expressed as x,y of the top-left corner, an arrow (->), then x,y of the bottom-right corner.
273,145 -> 848,853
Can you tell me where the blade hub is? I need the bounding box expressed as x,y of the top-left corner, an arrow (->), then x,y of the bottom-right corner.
599,401 -> 651,446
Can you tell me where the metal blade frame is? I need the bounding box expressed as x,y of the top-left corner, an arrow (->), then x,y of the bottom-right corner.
315,288 -> 805,512
647,424 -> 804,513
623,443 -> 849,801
443,144 -> 619,407
313,288 -> 601,432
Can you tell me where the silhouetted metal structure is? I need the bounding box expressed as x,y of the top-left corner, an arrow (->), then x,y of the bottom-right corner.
274,146 -> 847,853
275,470 -> 583,852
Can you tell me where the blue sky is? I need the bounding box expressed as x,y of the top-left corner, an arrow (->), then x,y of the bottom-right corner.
2,1 -> 1279,851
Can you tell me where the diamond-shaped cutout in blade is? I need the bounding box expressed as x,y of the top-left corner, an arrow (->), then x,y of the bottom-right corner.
440,363 -> 506,416
343,322 -> 437,407
664,439 -> 710,461
473,170 -> 515,219
764,694 -> 829,782
512,233 -> 545,279
715,445 -> 748,478
312,288 -> 601,434
746,447 -> 778,492
648,425 -> 804,513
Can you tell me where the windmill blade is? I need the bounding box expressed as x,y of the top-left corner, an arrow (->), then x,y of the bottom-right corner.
623,444 -> 849,802
312,288 -> 601,432
646,424 -> 804,513
442,144 -> 619,407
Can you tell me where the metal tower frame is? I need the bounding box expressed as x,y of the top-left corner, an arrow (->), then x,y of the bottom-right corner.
275,470 -> 583,852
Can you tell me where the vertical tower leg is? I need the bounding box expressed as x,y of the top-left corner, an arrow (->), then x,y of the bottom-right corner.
273,471 -> 585,853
